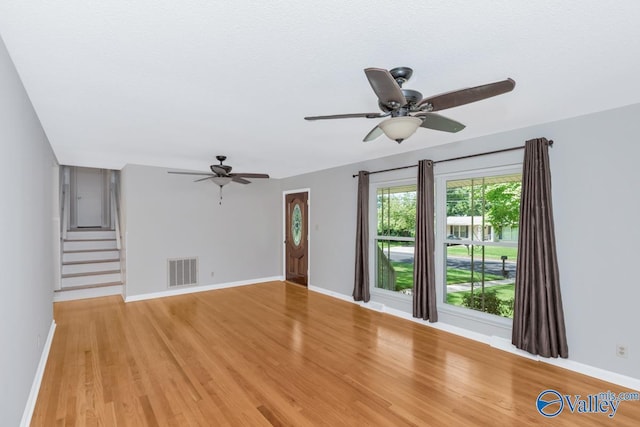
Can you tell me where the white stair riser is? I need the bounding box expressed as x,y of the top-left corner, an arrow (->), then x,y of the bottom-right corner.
62,261 -> 120,275
54,285 -> 123,302
64,240 -> 117,251
63,250 -> 120,263
66,230 -> 116,240
62,272 -> 121,288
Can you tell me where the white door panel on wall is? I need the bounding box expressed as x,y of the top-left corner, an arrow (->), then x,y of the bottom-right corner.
75,167 -> 103,227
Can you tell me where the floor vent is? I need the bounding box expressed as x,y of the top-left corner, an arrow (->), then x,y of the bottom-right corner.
168,257 -> 198,288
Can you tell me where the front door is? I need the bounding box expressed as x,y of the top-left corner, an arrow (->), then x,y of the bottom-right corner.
285,192 -> 308,286
75,167 -> 104,227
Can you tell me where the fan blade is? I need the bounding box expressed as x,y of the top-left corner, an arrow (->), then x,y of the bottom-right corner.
363,125 -> 384,142
232,176 -> 251,184
415,113 -> 466,133
364,68 -> 407,108
210,165 -> 228,175
304,113 -> 384,120
419,78 -> 515,111
194,177 -> 212,183
230,173 -> 270,179
168,171 -> 214,176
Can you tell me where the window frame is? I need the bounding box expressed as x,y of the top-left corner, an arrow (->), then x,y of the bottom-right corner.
435,164 -> 522,327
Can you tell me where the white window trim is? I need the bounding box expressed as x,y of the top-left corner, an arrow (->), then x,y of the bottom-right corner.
435,163 -> 522,328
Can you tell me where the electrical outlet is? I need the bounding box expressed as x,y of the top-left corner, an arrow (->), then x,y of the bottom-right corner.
616,344 -> 628,358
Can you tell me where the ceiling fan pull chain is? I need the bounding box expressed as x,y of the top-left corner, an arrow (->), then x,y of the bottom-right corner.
219,186 -> 223,205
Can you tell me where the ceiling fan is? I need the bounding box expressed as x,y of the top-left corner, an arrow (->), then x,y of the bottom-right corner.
168,155 -> 269,204
304,67 -> 515,143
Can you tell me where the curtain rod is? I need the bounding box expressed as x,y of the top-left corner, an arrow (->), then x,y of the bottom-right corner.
351,140 -> 553,178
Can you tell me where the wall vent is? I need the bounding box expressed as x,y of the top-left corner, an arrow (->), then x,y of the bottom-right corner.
168,257 -> 198,288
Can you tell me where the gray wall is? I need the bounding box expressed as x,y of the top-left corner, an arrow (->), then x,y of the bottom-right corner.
281,103 -> 640,379
121,164 -> 282,297
0,36 -> 56,425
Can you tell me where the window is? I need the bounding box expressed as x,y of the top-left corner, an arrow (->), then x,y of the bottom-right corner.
375,184 -> 416,294
443,172 -> 521,318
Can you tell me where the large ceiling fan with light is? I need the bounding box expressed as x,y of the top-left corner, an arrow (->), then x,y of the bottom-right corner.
304,67 -> 515,143
168,155 -> 269,204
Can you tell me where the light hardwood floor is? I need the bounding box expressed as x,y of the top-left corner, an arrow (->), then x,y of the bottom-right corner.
33,281 -> 639,426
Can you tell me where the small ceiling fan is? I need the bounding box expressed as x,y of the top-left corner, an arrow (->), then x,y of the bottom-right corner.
304,67 -> 515,143
168,156 -> 269,204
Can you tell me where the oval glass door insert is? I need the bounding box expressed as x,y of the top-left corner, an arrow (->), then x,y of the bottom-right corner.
292,204 -> 302,246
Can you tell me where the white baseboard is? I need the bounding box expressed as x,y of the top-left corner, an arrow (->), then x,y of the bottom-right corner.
20,320 -> 56,427
308,285 -> 356,303
307,284 -> 640,391
53,284 -> 123,302
125,276 -> 284,303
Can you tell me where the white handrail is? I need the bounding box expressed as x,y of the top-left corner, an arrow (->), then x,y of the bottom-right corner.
111,187 -> 121,250
61,183 -> 69,240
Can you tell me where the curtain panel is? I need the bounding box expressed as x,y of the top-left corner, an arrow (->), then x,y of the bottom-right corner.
512,138 -> 568,358
413,160 -> 438,322
353,171 -> 370,302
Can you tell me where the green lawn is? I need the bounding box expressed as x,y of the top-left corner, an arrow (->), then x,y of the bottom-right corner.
391,261 -> 414,290
447,245 -> 517,260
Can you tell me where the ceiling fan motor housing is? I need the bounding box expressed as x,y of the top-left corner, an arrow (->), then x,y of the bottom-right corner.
211,164 -> 232,174
211,155 -> 233,174
379,89 -> 423,113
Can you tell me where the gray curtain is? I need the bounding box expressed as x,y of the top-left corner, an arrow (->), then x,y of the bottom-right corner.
353,171 -> 370,302
512,138 -> 568,358
413,160 -> 438,322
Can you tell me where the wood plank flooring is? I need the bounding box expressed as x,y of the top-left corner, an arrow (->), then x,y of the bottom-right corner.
32,281 -> 640,426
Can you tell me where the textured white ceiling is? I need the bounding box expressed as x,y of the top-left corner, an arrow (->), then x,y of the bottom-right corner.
1,1 -> 639,178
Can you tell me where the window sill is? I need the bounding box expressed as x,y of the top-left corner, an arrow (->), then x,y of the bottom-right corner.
370,287 -> 412,304
437,303 -> 513,330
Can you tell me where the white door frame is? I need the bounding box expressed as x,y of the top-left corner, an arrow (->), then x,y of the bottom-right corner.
282,188 -> 311,284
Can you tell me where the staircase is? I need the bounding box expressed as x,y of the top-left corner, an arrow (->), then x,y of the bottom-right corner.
55,229 -> 123,301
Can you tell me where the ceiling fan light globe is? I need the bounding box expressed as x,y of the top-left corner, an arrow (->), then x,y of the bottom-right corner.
211,177 -> 233,187
378,116 -> 422,143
